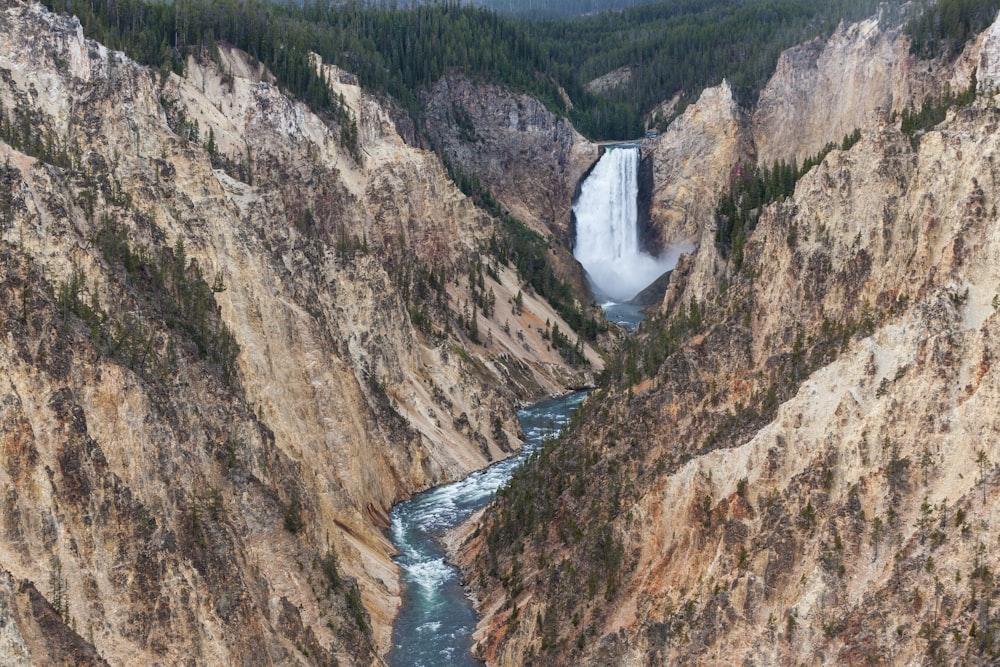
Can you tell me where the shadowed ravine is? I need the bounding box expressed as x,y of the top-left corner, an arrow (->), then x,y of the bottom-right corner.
386,392 -> 587,666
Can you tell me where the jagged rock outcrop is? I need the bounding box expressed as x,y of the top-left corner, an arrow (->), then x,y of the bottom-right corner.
460,12 -> 1000,667
421,75 -> 601,303
584,66 -> 632,95
977,11 -> 1000,93
644,13 -> 988,311
640,14 -> 982,268
752,16 -> 981,167
0,567 -> 108,667
0,1 -> 601,664
423,75 -> 598,245
640,81 -> 751,250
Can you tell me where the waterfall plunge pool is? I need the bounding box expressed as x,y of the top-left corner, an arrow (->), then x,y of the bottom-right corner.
386,392 -> 587,667
601,301 -> 646,330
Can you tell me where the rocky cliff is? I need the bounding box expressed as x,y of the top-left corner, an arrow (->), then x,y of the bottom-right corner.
422,75 -> 599,299
639,82 -> 752,251
422,75 -> 597,245
460,10 -> 1000,667
0,1 -> 601,664
753,15 -> 981,167
639,13 -> 985,271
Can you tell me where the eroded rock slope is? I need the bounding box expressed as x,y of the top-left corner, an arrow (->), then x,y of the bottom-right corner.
0,1 -> 600,663
460,11 -> 1000,667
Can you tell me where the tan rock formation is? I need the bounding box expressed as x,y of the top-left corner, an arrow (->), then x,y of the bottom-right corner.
0,1 -> 601,664
422,75 -> 599,244
640,81 -> 751,254
0,567 -> 108,666
752,16 -> 983,168
584,66 -> 633,96
646,13 -> 990,312
461,13 -> 1000,667
421,76 -> 601,304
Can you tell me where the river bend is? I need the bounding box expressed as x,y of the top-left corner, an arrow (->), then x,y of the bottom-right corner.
387,392 -> 587,666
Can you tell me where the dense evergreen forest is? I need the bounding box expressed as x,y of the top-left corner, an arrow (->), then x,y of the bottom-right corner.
907,0 -> 1000,58
43,0 -> 933,141
531,0 -> 902,133
473,0 -> 650,20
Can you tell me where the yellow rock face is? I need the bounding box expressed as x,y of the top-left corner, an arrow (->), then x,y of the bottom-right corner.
462,13 -> 1000,667
0,2 -> 601,664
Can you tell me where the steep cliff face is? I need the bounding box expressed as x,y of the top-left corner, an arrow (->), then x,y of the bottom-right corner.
640,82 -> 752,251
0,1 -> 600,663
461,13 -> 1000,667
421,76 -> 599,300
752,16 -> 981,167
976,9 -> 1000,93
642,14 -> 985,273
422,75 -> 598,245
0,567 -> 108,666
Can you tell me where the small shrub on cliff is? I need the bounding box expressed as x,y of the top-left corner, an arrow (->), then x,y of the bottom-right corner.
898,73 -> 978,149
48,555 -> 68,621
345,585 -> 368,632
716,128 -> 864,269
320,550 -> 342,591
283,491 -> 305,534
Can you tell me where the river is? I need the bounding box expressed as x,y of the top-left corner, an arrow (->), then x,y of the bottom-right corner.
386,391 -> 588,667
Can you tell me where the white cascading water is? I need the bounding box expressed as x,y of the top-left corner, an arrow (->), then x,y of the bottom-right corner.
573,146 -> 682,302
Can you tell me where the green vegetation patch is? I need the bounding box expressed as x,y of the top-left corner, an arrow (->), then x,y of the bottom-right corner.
45,0 -> 904,141
907,0 -> 1000,60
715,129 -> 862,269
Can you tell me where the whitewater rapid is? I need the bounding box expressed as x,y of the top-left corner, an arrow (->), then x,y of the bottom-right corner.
387,393 -> 587,667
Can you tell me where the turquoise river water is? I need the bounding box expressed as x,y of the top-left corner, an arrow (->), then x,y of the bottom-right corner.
386,391 -> 587,666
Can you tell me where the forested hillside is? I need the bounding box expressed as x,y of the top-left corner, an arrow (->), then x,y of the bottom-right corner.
908,0 -> 1000,58
472,0 -> 648,20
44,0 -> 921,140
530,0 -> 903,134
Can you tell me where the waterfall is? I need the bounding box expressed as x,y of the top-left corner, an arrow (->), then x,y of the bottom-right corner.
573,145 -> 680,302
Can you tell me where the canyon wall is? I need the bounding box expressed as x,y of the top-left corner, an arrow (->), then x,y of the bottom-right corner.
639,81 -> 751,254
462,10 -> 1000,667
0,1 -> 599,664
642,13 -> 985,275
752,15 -> 986,167
422,75 -> 598,245
422,75 -> 599,299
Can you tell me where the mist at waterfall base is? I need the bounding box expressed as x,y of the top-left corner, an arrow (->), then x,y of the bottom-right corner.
387,393 -> 587,667
573,146 -> 686,306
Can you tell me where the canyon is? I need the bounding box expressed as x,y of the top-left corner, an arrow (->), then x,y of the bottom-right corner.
3,0 -> 1000,665
459,9 -> 1000,667
0,1 -> 600,664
